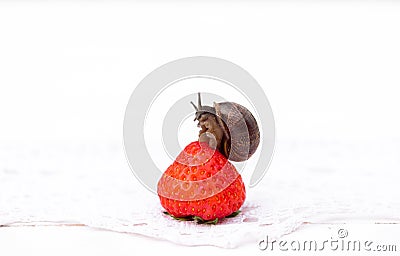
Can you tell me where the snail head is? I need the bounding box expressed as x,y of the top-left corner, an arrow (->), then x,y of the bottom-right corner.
190,92 -> 216,121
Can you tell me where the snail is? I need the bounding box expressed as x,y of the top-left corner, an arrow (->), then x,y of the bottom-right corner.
190,93 -> 260,162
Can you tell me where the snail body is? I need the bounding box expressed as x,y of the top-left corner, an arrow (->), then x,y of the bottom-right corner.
191,93 -> 260,162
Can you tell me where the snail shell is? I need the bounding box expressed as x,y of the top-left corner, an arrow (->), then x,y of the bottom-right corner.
214,101 -> 260,162
191,93 -> 260,162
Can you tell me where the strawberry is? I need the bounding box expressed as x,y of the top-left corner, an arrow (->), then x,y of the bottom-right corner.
157,141 -> 246,222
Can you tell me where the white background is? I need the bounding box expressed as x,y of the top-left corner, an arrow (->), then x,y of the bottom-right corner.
1,1 -> 400,255
1,1 -> 400,144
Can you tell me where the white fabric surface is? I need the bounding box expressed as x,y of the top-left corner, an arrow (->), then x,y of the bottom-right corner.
1,139 -> 399,248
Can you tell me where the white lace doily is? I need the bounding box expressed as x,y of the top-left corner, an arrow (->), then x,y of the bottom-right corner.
1,139 -> 399,248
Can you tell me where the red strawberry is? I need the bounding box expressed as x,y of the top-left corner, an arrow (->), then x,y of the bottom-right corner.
157,141 -> 246,222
